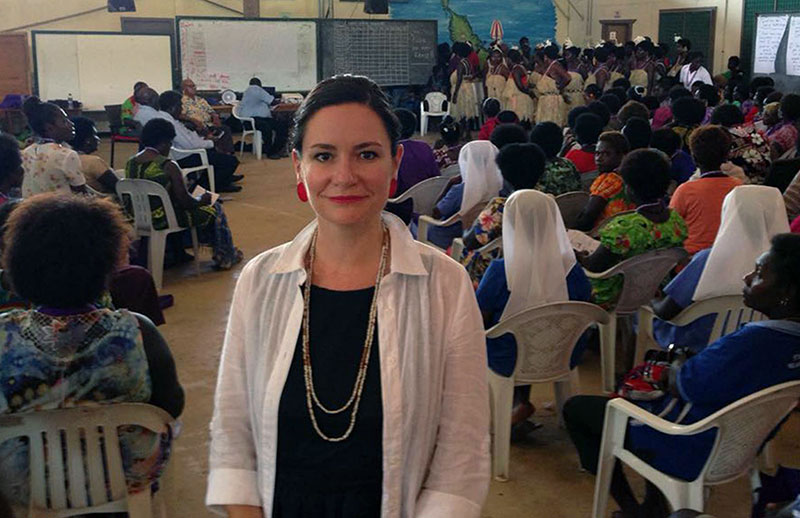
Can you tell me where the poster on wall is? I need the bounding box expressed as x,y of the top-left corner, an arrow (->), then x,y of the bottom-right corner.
754,14 -> 789,74
389,0 -> 555,52
786,16 -> 800,76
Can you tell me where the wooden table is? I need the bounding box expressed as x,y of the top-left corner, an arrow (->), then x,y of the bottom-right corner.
211,104 -> 232,115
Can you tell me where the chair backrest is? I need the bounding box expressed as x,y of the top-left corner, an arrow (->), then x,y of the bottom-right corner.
487,301 -> 610,383
672,295 -> 767,345
700,381 -> 800,485
388,176 -> 450,216
764,157 -> 800,193
441,164 -> 460,178
601,247 -> 688,314
0,403 -> 172,513
231,103 -> 254,128
555,191 -> 590,229
423,92 -> 448,113
116,178 -> 181,235
104,104 -> 123,132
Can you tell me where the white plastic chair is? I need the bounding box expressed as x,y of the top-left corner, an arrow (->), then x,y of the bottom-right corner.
449,235 -> 501,261
171,147 -> 216,194
441,164 -> 460,178
417,201 -> 488,250
420,92 -> 449,136
0,403 -> 173,518
555,191 -> 590,229
116,178 -> 200,290
487,302 -> 610,481
231,102 -> 262,160
386,176 -> 450,218
592,381 -> 800,516
584,247 -> 688,392
635,295 -> 767,364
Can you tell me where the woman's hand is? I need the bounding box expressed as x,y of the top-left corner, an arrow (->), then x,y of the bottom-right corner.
225,505 -> 263,518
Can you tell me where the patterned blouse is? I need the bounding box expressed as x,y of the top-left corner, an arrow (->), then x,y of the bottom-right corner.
536,157 -> 582,195
433,143 -> 463,170
459,197 -> 506,288
726,125 -> 771,184
766,121 -> 799,157
589,172 -> 637,224
182,95 -> 215,126
0,308 -> 172,505
21,142 -> 86,197
591,210 -> 688,308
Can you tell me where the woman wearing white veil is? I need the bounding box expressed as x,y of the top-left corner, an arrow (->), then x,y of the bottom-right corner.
651,185 -> 790,349
476,189 -> 591,426
420,140 -> 503,249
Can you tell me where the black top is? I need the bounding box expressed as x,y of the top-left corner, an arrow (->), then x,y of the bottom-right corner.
273,285 -> 383,518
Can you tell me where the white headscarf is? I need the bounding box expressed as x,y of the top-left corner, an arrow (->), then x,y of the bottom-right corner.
693,185 -> 790,300
458,141 -> 503,216
501,190 -> 577,319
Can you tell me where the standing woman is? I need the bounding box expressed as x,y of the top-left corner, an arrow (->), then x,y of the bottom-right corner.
485,47 -> 510,107
450,42 -> 480,130
536,44 -> 572,127
206,75 -> 490,518
608,47 -> 627,88
564,45 -> 587,110
629,40 -> 655,95
502,49 -> 536,125
585,47 -> 612,92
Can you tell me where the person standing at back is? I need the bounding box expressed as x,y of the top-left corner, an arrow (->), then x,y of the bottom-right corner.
238,77 -> 290,159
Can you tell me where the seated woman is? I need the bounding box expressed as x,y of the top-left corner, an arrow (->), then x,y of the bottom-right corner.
561,106 -> 590,155
0,133 -> 24,205
766,93 -> 800,160
417,140 -> 503,250
621,117 -> 652,151
565,112 -> 604,176
477,189 -> 591,426
650,186 -> 789,350
580,149 -> 688,309
0,193 -> 184,507
459,143 -> 546,286
384,108 -> 440,225
69,116 -> 119,194
564,233 -> 800,518
576,131 -> 634,231
650,128 -> 696,187
529,121 -> 581,195
668,96 -> 707,151
710,104 -> 771,184
432,118 -> 463,170
125,118 -> 243,270
20,96 -> 88,197
670,126 -> 743,255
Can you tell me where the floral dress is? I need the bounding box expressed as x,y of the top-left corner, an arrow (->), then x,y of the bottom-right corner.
536,157 -> 582,195
589,172 -> 637,225
726,124 -> 771,184
0,308 -> 172,506
591,210 -> 688,308
459,197 -> 506,287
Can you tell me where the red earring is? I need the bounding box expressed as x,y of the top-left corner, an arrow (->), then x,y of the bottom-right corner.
296,182 -> 308,202
389,179 -> 398,197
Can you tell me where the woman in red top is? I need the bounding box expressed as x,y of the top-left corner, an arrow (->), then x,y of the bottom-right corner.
565,112 -> 604,174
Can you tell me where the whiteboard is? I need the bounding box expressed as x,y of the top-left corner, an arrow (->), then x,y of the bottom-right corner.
177,18 -> 318,92
33,32 -> 173,111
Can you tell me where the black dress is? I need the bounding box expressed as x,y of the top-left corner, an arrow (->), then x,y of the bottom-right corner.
273,285 -> 383,518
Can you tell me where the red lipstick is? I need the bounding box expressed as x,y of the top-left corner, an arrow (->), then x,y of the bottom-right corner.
328,195 -> 367,203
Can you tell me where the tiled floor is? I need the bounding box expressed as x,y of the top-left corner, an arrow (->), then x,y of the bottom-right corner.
103,141 -> 799,518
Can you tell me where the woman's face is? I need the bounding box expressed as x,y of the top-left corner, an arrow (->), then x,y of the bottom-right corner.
46,108 -> 75,142
743,251 -> 786,316
595,140 -> 624,173
293,103 -> 403,229
489,51 -> 502,65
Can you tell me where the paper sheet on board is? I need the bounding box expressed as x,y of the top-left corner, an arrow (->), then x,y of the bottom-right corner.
754,15 -> 789,74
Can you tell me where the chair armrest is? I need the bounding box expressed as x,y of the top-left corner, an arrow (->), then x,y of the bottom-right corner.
387,191 -> 414,204
417,214 -> 461,247
172,147 -> 210,165
450,238 -> 465,259
606,398 -> 717,436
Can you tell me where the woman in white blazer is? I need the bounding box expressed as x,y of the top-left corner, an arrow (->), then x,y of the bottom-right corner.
206,74 -> 490,518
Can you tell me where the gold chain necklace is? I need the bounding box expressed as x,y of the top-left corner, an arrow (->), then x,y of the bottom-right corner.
301,225 -> 389,442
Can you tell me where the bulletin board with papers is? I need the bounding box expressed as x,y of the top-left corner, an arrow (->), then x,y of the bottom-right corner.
751,13 -> 800,92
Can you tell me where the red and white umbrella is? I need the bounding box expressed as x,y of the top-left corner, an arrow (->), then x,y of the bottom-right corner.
490,19 -> 504,42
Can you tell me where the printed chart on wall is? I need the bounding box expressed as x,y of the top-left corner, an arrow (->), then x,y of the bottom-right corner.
754,14 -> 789,74
177,18 -> 317,91
752,12 -> 800,93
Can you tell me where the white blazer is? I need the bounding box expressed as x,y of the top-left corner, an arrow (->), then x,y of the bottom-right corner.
206,213 -> 490,518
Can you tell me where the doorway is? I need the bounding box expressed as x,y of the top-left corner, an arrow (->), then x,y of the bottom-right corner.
600,20 -> 635,45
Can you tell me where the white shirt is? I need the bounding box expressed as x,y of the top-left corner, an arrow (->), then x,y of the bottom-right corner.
157,111 -> 214,161
132,104 -> 163,127
206,213 -> 490,518
679,64 -> 713,90
21,142 -> 86,197
239,84 -> 274,119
